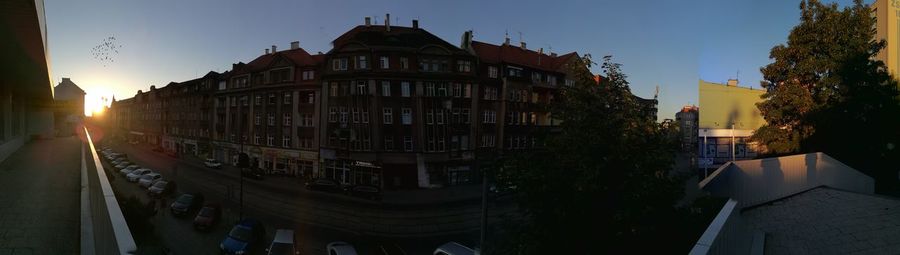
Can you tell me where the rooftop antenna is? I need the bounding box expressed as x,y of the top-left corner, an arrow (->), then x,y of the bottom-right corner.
373,15 -> 379,25
655,85 -> 660,100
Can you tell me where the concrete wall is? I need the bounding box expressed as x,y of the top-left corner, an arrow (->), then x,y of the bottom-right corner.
699,152 -> 875,208
698,80 -> 766,130
26,107 -> 54,139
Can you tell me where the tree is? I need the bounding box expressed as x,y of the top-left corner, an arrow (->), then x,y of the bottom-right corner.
489,56 -> 687,254
753,0 -> 900,194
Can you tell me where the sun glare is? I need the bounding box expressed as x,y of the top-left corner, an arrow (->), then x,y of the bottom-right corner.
84,91 -> 111,117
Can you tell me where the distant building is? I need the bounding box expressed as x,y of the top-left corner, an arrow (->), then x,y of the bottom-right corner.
53,78 -> 85,135
676,105 -> 698,152
698,79 -> 766,168
874,0 -> 900,87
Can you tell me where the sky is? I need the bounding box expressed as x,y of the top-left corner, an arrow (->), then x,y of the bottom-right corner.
44,0 -> 861,118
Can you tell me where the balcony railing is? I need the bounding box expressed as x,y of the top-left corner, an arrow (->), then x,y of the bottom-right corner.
82,127 -> 137,254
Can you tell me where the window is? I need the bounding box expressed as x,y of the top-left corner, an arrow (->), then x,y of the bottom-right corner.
298,114 -> 314,127
384,136 -> 394,151
332,58 -> 348,71
452,108 -> 460,123
307,93 -> 315,103
340,107 -> 348,123
507,66 -> 523,77
401,82 -> 411,97
255,95 -> 262,105
301,70 -> 314,80
484,87 -> 498,100
531,72 -> 542,83
330,84 -> 339,97
268,114 -> 275,126
284,93 -> 292,104
355,81 -> 367,95
230,97 -> 236,106
426,83 -> 435,96
267,135 -> 274,146
457,60 -> 471,72
379,56 -> 389,69
268,93 -> 276,104
452,83 -> 461,97
254,135 -> 261,145
271,68 -> 291,82
401,108 -> 412,125
436,111 -> 445,124
400,57 -> 409,70
465,84 -> 471,98
426,110 -> 434,124
403,136 -> 413,151
482,110 -> 496,123
255,114 -> 261,125
381,81 -> 391,97
218,81 -> 226,90
328,107 -> 338,123
565,79 -> 575,86
481,134 -> 495,147
488,66 -> 498,78
283,113 -> 292,126
383,108 -> 393,124
282,136 -> 291,147
241,96 -> 248,106
547,75 -> 557,85
362,108 -> 369,123
357,56 -> 368,69
352,108 -> 360,123
437,84 -> 447,96
461,135 -> 469,150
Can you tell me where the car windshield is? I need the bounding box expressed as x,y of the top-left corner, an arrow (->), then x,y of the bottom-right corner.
228,226 -> 252,242
140,175 -> 152,180
152,182 -> 167,188
176,195 -> 193,204
198,207 -> 215,217
268,243 -> 294,255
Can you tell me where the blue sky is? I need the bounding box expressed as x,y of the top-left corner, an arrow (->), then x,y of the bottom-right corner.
45,0 -> 860,118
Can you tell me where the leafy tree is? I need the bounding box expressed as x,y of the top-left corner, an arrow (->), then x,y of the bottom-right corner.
753,0 -> 900,194
489,56 -> 688,254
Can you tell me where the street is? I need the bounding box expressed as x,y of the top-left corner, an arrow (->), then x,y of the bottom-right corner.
102,140 -> 489,254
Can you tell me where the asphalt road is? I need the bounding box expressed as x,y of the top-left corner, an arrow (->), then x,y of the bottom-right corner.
100,141 -> 480,255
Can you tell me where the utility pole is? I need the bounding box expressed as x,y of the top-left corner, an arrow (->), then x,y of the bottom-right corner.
731,123 -> 736,163
238,111 -> 245,220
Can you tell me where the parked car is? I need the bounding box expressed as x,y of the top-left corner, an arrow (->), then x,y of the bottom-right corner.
148,181 -> 175,198
241,168 -> 264,180
326,242 -> 358,255
126,168 -> 153,182
114,162 -> 133,170
345,185 -> 381,201
433,242 -> 476,255
265,229 -> 298,255
204,158 -> 222,169
120,165 -> 140,175
170,193 -> 204,216
220,218 -> 265,254
138,173 -> 162,188
305,178 -> 341,193
193,203 -> 221,231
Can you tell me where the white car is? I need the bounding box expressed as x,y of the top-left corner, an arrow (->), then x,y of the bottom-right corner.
204,158 -> 222,169
326,242 -> 358,255
120,165 -> 140,175
127,169 -> 153,182
433,242 -> 476,255
266,229 -> 298,255
138,173 -> 162,187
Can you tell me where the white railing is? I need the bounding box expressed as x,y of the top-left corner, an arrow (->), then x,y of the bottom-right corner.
699,152 -> 874,208
689,199 -> 751,255
83,127 -> 137,254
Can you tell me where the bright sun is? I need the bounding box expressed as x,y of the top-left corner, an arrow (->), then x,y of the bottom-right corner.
84,92 -> 111,117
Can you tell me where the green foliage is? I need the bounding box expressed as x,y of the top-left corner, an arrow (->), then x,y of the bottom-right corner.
753,0 -> 900,194
490,56 -> 689,254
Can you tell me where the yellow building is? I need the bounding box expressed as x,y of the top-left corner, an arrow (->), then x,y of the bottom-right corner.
874,0 -> 900,82
698,79 -> 767,168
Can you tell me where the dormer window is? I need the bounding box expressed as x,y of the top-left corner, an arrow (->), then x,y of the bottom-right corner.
357,56 -> 368,69
270,68 -> 292,83
507,66 -> 523,77
332,58 -> 348,71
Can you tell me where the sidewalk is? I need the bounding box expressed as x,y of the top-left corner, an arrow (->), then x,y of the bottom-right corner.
0,137 -> 81,254
139,143 -> 484,207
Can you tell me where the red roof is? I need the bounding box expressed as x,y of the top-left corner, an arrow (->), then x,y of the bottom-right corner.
471,41 -> 578,72
232,48 -> 320,75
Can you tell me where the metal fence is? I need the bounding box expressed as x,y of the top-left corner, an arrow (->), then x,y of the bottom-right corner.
83,127 -> 137,254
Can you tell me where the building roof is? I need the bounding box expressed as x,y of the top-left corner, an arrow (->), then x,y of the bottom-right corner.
330,25 -> 467,54
54,78 -> 86,101
742,187 -> 900,254
232,48 -> 322,76
470,41 -> 578,72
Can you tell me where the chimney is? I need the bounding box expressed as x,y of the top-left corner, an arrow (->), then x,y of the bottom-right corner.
290,41 -> 299,50
503,36 -> 510,46
520,41 -> 526,50
412,19 -> 419,29
62,77 -> 71,83
365,17 -> 371,26
727,79 -> 739,86
385,13 -> 391,32
538,48 -> 543,55
265,48 -> 269,54
271,45 -> 277,53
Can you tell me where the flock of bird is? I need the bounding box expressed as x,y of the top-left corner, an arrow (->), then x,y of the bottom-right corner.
91,36 -> 121,67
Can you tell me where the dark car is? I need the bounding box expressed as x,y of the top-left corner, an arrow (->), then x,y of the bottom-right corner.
305,178 -> 341,193
345,185 -> 382,201
170,193 -> 204,216
241,168 -> 264,180
220,218 -> 265,254
193,203 -> 221,230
